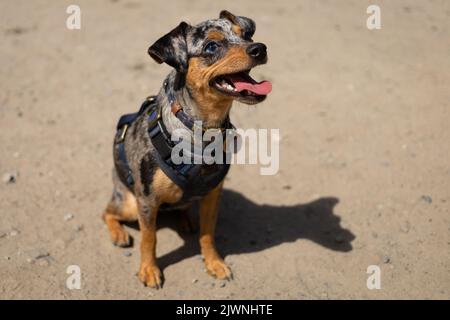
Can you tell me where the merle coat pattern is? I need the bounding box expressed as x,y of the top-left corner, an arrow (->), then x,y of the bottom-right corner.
102,10 -> 270,288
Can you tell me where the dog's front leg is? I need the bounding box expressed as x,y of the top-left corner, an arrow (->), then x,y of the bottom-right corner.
199,182 -> 232,280
137,198 -> 162,288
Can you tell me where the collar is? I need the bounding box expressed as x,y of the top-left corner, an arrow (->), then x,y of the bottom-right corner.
163,78 -> 232,133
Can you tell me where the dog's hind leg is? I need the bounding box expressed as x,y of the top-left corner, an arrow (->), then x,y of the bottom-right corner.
102,173 -> 138,247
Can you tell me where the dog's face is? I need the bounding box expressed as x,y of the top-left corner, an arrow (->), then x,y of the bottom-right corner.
148,11 -> 272,106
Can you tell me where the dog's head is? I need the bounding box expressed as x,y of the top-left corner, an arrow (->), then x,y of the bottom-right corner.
148,10 -> 271,106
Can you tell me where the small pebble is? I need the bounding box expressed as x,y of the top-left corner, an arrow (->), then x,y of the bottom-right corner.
26,250 -> 50,264
382,255 -> 391,264
35,252 -> 50,260
192,279 -> 198,284
75,224 -> 84,231
38,259 -> 49,267
64,213 -> 74,221
123,251 -> 132,257
9,229 -> 19,237
282,185 -> 292,190
400,221 -> 410,233
2,172 -> 18,184
220,281 -> 226,288
421,195 -> 432,204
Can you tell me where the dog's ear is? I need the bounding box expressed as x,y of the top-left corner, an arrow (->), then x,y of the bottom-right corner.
219,10 -> 239,24
219,10 -> 255,40
148,22 -> 190,73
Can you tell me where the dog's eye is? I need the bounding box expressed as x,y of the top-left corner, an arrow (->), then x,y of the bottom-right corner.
204,41 -> 219,54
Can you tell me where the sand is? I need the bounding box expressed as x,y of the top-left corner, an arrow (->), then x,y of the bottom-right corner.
0,0 -> 449,299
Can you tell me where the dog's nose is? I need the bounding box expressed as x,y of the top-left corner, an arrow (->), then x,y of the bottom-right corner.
246,43 -> 267,61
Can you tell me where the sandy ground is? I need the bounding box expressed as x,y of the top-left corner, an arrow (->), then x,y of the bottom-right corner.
1,0 -> 449,300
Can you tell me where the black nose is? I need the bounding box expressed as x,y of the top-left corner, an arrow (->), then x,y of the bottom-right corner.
246,43 -> 267,61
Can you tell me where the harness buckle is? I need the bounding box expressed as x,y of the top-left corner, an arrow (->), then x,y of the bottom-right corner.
148,104 -> 162,129
118,124 -> 129,142
146,95 -> 156,103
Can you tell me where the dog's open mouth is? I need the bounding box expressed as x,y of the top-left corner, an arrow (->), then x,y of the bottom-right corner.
211,71 -> 272,104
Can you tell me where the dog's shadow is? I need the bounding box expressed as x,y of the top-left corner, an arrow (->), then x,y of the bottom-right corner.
126,189 -> 355,270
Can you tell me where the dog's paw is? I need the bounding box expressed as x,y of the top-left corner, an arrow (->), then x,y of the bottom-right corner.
138,264 -> 163,289
109,227 -> 131,247
205,258 -> 232,280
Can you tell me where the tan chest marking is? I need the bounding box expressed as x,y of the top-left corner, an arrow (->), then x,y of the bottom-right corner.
151,168 -> 183,204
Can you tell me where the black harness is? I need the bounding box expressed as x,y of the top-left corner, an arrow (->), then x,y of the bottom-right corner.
114,85 -> 234,201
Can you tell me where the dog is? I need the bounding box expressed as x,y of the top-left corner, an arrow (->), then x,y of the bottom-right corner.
101,10 -> 272,288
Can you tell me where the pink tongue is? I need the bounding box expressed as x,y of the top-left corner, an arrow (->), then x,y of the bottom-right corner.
228,74 -> 272,95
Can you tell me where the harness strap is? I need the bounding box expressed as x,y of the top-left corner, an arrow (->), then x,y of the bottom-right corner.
116,96 -> 153,130
114,96 -> 157,190
114,95 -> 233,200
115,136 -> 135,188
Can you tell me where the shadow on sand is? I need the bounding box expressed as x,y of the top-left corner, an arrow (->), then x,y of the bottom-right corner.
125,189 -> 355,270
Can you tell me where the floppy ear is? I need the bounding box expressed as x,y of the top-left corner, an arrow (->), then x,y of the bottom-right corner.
148,22 -> 190,73
219,10 -> 255,40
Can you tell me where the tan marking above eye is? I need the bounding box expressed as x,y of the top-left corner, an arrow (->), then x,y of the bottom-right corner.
207,30 -> 225,41
232,24 -> 242,37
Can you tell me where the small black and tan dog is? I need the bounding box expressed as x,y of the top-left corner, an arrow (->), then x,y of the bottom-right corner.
102,10 -> 272,288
